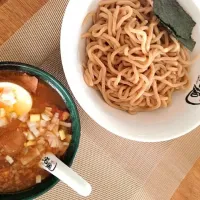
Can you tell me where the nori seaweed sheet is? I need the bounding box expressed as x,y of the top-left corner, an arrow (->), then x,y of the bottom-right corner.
158,16 -> 196,51
154,0 -> 196,51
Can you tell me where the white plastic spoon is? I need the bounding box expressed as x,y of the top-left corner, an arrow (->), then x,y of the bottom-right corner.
40,153 -> 92,197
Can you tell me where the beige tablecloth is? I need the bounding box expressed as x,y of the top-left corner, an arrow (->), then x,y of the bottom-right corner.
1,0 -> 200,199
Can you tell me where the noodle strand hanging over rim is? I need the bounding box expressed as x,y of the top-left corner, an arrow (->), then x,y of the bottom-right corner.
82,0 -> 190,114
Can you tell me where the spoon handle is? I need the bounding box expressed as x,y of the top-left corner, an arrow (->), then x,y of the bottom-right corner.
40,152 -> 92,197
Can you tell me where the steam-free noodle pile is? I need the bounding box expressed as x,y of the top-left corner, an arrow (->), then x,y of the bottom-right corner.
82,0 -> 190,114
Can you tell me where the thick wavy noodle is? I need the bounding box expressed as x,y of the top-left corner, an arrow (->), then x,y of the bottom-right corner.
82,0 -> 190,114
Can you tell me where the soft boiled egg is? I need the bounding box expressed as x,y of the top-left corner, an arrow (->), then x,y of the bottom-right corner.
0,82 -> 32,116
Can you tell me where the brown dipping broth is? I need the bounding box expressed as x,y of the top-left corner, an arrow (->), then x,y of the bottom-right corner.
0,71 -> 72,193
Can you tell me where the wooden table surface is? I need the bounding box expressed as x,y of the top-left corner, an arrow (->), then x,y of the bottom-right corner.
0,0 -> 200,199
0,0 -> 48,45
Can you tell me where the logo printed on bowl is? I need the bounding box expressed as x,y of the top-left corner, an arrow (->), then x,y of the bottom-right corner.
186,76 -> 200,105
41,156 -> 57,172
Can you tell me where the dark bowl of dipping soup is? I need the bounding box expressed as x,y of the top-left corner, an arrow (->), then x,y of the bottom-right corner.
0,62 -> 80,200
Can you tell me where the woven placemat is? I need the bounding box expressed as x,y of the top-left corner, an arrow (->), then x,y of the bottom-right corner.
1,0 -> 200,199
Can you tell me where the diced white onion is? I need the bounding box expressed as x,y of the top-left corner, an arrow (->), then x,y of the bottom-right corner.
54,112 -> 59,118
41,113 -> 51,121
40,120 -> 47,127
39,128 -> 45,134
1,91 -> 16,106
18,113 -> 29,122
23,147 -> 29,155
0,108 -> 6,118
0,118 -> 8,127
36,175 -> 42,184
46,132 -> 63,148
37,137 -> 45,145
30,126 -> 40,137
37,145 -> 45,153
5,155 -> 14,164
47,123 -> 55,131
27,131 -> 35,141
27,121 -> 39,128
63,142 -> 69,146
52,113 -> 59,124
44,110 -> 53,117
56,132 -> 60,137
59,121 -> 71,127
52,125 -> 59,134
55,118 -> 59,125
45,107 -> 52,112
23,131 -> 28,137
25,141 -> 36,147
10,112 -> 18,120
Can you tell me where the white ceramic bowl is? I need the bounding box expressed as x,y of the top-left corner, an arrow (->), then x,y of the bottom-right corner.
61,0 -> 200,142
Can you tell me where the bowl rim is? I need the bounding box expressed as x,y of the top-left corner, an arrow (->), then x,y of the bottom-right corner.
0,61 -> 81,200
60,0 -> 200,143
